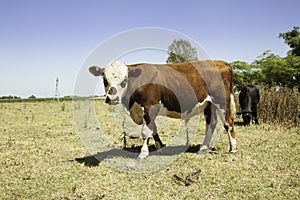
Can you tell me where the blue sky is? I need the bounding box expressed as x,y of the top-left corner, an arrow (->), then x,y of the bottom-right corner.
0,0 -> 299,98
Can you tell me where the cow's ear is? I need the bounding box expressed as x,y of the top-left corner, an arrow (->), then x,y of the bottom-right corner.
129,68 -> 141,77
89,66 -> 105,76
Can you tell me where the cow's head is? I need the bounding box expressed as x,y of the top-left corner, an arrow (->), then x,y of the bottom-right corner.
89,61 -> 128,105
242,113 -> 251,126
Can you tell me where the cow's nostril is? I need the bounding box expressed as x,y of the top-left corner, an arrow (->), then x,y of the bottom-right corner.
108,87 -> 117,95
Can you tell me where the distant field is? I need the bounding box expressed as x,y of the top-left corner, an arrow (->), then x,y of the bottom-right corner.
0,100 -> 299,199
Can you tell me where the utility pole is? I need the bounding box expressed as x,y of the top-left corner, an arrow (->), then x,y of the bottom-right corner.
54,77 -> 60,101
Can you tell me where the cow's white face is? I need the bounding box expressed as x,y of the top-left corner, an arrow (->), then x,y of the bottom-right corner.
89,61 -> 128,105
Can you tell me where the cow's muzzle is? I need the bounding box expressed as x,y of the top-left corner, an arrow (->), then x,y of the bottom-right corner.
105,96 -> 120,105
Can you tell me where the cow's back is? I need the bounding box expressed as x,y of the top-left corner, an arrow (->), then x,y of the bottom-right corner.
127,60 -> 233,98
125,60 -> 233,114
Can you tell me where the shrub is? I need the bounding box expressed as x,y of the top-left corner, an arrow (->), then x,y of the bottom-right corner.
235,87 -> 299,127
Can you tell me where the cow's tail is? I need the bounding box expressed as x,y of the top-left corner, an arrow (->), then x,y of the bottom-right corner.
227,62 -> 236,118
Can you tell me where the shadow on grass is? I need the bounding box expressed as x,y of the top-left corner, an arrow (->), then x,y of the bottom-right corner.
234,121 -> 245,126
235,121 -> 261,127
74,144 -> 201,167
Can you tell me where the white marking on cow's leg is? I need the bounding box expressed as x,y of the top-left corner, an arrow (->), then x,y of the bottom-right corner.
230,93 -> 236,117
229,93 -> 237,153
199,105 -> 217,156
226,125 -> 237,153
221,119 -> 237,153
200,125 -> 214,154
215,108 -> 237,153
229,137 -> 237,153
138,124 -> 153,159
139,138 -> 150,159
141,123 -> 153,138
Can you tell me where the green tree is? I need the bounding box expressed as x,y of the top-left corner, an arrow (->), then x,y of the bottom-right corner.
254,50 -> 300,89
279,26 -> 300,56
166,39 -> 198,64
285,55 -> 300,90
231,61 -> 263,91
232,27 -> 300,90
28,95 -> 36,99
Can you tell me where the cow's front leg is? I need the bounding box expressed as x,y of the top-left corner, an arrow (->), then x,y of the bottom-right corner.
152,123 -> 164,150
138,104 -> 161,159
138,124 -> 153,159
139,137 -> 150,159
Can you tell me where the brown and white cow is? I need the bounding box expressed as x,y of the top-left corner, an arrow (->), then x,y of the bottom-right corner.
89,60 -> 236,158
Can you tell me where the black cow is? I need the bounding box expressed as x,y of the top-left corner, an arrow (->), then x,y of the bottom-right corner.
238,85 -> 260,125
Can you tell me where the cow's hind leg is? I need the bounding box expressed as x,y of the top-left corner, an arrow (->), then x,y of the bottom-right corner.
226,94 -> 237,153
253,112 -> 259,124
203,94 -> 237,154
214,95 -> 237,153
199,104 -> 218,155
251,103 -> 259,124
223,121 -> 236,153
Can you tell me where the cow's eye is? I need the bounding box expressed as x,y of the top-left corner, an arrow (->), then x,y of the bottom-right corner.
120,78 -> 127,88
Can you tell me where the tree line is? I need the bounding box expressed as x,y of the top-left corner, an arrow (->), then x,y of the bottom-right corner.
167,26 -> 300,91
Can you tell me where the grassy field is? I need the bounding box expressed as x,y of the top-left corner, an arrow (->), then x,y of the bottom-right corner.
0,100 -> 299,199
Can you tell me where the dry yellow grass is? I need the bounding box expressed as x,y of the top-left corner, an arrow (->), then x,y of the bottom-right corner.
235,87 -> 299,127
0,100 -> 299,199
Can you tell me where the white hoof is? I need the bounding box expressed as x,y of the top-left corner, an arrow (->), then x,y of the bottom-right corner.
230,148 -> 237,154
138,152 -> 149,159
198,145 -> 210,158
